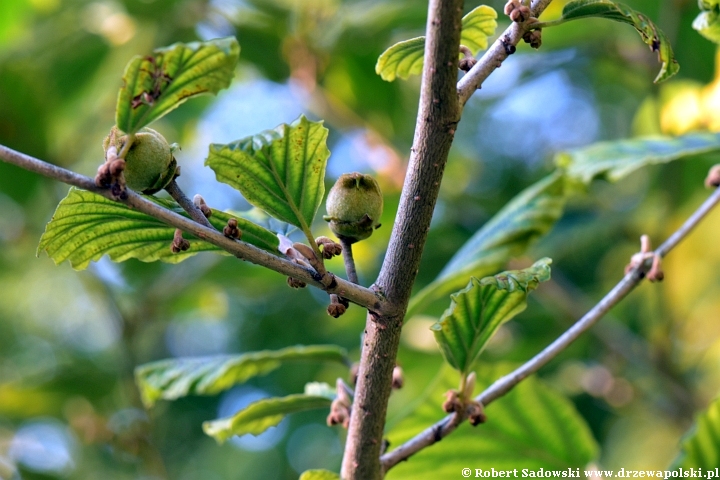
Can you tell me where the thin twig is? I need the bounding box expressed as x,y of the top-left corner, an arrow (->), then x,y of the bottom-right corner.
457,0 -> 555,106
339,237 -> 359,284
381,186 -> 720,470
164,179 -> 214,229
0,143 -> 384,313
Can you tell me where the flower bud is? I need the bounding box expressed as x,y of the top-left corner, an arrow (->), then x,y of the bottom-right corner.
323,173 -> 383,243
103,127 -> 177,194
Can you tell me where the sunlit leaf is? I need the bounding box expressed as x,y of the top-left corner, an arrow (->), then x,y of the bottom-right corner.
672,397 -> 720,468
693,0 -> 720,45
560,0 -> 678,82
116,37 -> 240,134
37,188 -> 279,270
206,115 -> 329,235
376,6 -> 497,81
203,393 -> 333,443
407,174 -> 565,318
385,364 -> 598,478
556,132 -> 720,186
299,470 -> 340,480
135,345 -> 348,407
431,259 -> 551,375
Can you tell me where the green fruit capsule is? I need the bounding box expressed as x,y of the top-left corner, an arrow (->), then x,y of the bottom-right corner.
103,127 -> 177,194
323,172 -> 383,243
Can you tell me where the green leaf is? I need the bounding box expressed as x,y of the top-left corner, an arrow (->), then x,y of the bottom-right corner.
299,470 -> 340,480
431,259 -> 551,375
560,0 -> 678,82
116,37 -> 240,134
206,115 -> 330,235
376,6 -> 497,81
37,188 -> 279,271
672,396 -> 720,468
693,8 -> 720,44
135,345 -> 348,408
203,393 -> 333,443
556,132 -> 720,186
385,364 -> 598,478
407,174 -> 565,319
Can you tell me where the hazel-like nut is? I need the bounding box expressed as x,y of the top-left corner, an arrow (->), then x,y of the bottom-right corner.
323,172 -> 383,243
103,126 -> 177,194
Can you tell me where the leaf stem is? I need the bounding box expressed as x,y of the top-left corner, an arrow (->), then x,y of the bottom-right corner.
0,143 -> 385,313
164,180 -> 214,229
339,236 -> 359,284
529,19 -> 566,29
118,134 -> 135,159
380,185 -> 720,471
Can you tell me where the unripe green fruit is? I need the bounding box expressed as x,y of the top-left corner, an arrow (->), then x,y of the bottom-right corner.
103,127 -> 177,194
323,172 -> 383,243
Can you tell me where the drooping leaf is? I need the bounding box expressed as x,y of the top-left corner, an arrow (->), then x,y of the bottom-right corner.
671,396 -> 720,468
116,37 -> 240,134
560,0 -> 678,82
693,0 -> 720,45
206,115 -> 329,235
385,364 -> 598,478
299,470 -> 340,480
431,259 -> 551,375
135,345 -> 348,408
37,188 -> 279,270
203,393 -> 333,443
376,6 -> 497,81
556,132 -> 720,186
407,174 -> 565,319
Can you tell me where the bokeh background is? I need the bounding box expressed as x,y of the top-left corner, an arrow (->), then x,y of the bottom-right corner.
1,0 -> 720,478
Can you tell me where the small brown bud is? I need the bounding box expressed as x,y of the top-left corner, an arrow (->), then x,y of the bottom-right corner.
193,194 -> 212,218
109,158 -> 126,176
316,236 -> 343,259
459,56 -> 478,72
705,164 -> 720,188
327,399 -> 351,428
287,277 -> 307,288
523,29 -> 542,49
646,254 -> 664,282
392,365 -> 404,389
327,301 -> 347,318
442,390 -> 462,413
466,401 -> 487,426
171,229 -> 190,253
509,5 -> 531,22
504,0 -> 521,15
95,163 -> 112,188
223,218 -> 241,239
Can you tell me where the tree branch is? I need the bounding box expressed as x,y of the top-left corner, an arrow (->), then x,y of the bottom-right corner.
164,179 -> 214,229
380,185 -> 720,470
457,0 -> 555,106
341,0 -> 464,478
0,143 -> 384,313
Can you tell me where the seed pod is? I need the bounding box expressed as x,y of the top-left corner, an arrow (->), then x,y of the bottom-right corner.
103,126 -> 177,194
323,172 -> 383,243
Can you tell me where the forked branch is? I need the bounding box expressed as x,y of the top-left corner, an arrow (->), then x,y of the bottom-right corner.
380,185 -> 720,470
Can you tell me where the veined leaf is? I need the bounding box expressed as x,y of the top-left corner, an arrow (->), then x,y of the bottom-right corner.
431,259 -> 551,375
203,392 -> 333,443
299,470 -> 340,480
206,115 -> 329,234
116,37 -> 240,134
407,174 -> 565,319
135,345 -> 348,408
376,6 -> 497,81
385,364 -> 598,478
556,132 -> 720,186
560,0 -> 678,82
37,188 -> 279,270
672,397 -> 720,468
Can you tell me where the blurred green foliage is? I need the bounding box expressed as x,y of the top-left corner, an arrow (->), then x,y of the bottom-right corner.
2,0 -> 720,478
